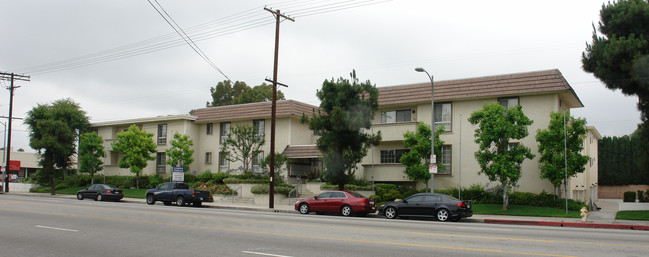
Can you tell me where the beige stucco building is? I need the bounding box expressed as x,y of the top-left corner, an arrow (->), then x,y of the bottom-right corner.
89,69 -> 599,201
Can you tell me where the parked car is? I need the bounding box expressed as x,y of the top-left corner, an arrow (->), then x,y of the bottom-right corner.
146,182 -> 213,207
378,193 -> 472,222
76,184 -> 124,202
295,190 -> 376,216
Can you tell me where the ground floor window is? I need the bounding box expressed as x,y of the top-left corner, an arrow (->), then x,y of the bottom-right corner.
156,153 -> 166,173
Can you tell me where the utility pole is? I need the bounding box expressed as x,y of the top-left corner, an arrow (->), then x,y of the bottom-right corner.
0,72 -> 30,192
264,7 -> 294,209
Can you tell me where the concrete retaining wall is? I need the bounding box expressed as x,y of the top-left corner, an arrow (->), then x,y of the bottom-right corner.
619,202 -> 649,211
7,183 -> 37,192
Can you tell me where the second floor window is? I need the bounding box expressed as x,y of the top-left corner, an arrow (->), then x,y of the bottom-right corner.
381,109 -> 411,123
156,152 -> 166,172
157,124 -> 167,144
380,149 -> 409,163
499,97 -> 519,111
253,119 -> 265,138
220,122 -> 230,143
434,103 -> 452,132
206,123 -> 213,135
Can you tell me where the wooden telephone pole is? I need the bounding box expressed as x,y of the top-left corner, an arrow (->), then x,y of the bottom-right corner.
0,72 -> 30,192
264,7 -> 294,209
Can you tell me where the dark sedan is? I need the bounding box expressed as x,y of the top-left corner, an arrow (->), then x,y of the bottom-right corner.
378,193 -> 472,222
76,184 -> 124,201
295,190 -> 376,216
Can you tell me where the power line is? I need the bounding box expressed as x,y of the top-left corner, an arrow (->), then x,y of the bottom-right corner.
10,0 -> 389,75
147,0 -> 231,81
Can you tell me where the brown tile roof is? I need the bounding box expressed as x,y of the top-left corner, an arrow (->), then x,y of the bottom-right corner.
282,145 -> 322,158
192,100 -> 318,123
378,69 -> 584,108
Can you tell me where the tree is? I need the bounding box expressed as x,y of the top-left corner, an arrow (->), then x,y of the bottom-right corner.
206,80 -> 285,107
261,152 -> 289,183
582,0 -> 649,168
165,132 -> 194,172
79,132 -> 105,184
302,70 -> 381,190
536,111 -> 589,195
399,122 -> 445,192
111,125 -> 156,189
25,98 -> 89,195
220,124 -> 265,172
468,102 -> 535,210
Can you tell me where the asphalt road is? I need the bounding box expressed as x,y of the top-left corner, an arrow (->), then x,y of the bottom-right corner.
1,194 -> 648,257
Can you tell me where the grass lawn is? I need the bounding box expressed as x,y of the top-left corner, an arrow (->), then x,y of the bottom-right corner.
616,210 -> 649,220
472,204 -> 581,218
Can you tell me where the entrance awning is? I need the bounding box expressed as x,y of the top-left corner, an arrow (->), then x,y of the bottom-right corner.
282,145 -> 322,159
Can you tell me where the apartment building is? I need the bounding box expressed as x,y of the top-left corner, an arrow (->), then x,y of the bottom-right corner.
89,69 -> 598,199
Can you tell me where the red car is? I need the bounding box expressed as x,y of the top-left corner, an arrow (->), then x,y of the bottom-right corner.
295,190 -> 376,216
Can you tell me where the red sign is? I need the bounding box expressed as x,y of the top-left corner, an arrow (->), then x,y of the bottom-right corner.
8,160 -> 20,171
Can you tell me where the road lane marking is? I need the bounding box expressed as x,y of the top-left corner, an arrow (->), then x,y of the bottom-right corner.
242,251 -> 293,257
3,203 -> 647,250
35,225 -> 79,232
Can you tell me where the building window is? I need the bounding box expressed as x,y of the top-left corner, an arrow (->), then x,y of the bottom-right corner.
380,149 -> 409,163
205,152 -> 212,164
439,145 -> 452,174
157,124 -> 167,145
253,119 -> 265,139
206,123 -> 213,135
434,103 -> 451,132
156,153 -> 166,173
219,152 -> 229,172
498,97 -> 519,111
381,109 -> 411,123
220,122 -> 230,143
252,151 -> 264,172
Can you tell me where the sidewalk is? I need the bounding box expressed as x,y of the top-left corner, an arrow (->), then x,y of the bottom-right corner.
4,192 -> 649,230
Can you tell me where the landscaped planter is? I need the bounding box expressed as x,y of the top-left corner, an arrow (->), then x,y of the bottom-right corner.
619,202 -> 649,211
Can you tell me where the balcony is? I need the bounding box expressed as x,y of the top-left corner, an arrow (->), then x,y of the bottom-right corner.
371,122 -> 417,142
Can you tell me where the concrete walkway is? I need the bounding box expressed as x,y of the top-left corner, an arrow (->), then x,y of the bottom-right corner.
3,192 -> 649,230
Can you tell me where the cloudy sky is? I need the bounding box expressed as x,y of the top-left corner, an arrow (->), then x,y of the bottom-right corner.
0,0 -> 642,152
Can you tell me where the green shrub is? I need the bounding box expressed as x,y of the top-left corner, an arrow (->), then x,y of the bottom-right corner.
148,174 -> 165,188
382,189 -> 404,202
223,177 -> 267,184
197,171 -> 214,182
623,191 -> 637,202
402,190 -> 419,198
320,183 -> 373,191
369,195 -> 381,202
638,190 -> 647,202
191,182 -> 234,195
250,184 -> 294,196
213,172 -> 228,184
184,174 -> 197,184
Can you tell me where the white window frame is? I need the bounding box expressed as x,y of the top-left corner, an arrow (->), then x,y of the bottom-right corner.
439,145 -> 452,174
157,124 -> 167,145
206,123 -> 213,135
219,152 -> 229,172
253,119 -> 265,139
205,152 -> 212,164
252,151 -> 264,172
381,109 -> 411,123
434,103 -> 451,132
220,122 -> 231,143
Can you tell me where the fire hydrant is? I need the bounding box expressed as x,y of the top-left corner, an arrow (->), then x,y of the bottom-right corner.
580,206 -> 590,222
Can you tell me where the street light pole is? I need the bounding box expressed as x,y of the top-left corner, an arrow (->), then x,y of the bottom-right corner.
415,67 -> 434,193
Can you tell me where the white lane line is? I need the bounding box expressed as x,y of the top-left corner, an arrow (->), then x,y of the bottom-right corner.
35,225 -> 79,232
241,251 -> 293,257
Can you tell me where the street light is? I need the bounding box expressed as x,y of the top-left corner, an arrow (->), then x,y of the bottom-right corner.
415,67 -> 435,193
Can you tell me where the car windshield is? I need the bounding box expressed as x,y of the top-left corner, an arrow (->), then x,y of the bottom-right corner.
348,191 -> 366,198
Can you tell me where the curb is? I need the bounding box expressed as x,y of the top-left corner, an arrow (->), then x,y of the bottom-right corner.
484,219 -> 649,231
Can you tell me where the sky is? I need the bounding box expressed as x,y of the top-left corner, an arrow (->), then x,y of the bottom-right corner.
0,0 -> 642,153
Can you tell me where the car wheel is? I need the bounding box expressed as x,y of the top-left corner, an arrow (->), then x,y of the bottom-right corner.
341,205 -> 353,216
146,195 -> 156,205
298,203 -> 309,214
76,193 -> 84,200
436,209 -> 450,222
96,194 -> 103,201
384,207 -> 397,219
176,196 -> 185,206
193,201 -> 202,207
